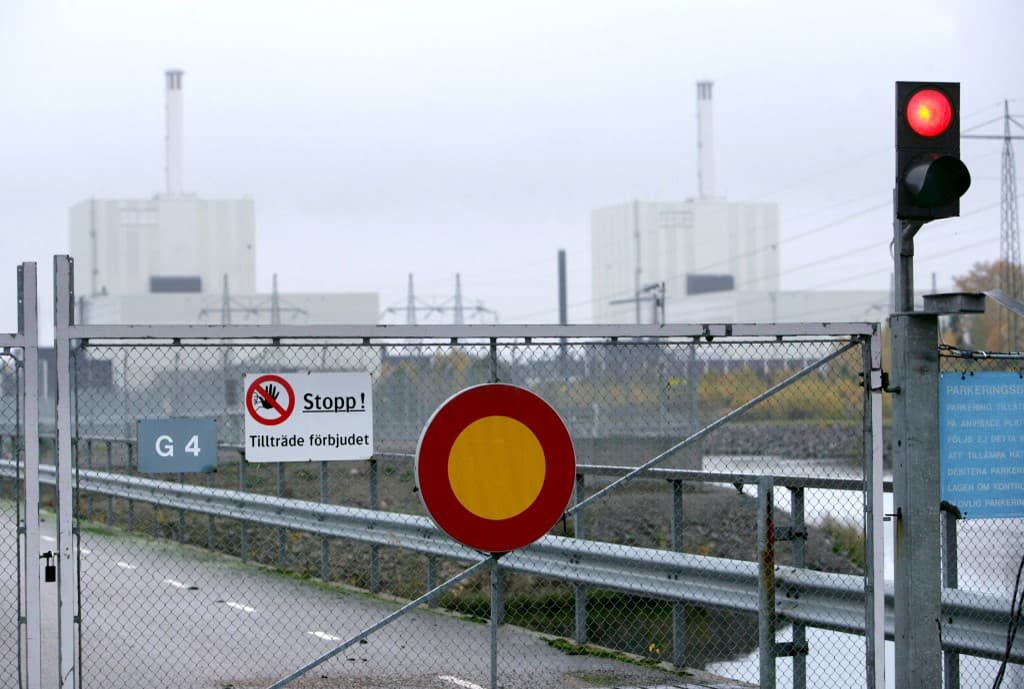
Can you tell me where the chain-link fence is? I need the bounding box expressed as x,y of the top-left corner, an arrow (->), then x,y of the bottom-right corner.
939,348 -> 1024,689
64,329 -> 881,689
0,352 -> 23,688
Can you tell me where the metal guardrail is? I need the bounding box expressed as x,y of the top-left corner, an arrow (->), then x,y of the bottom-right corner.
6,459 -> 1019,665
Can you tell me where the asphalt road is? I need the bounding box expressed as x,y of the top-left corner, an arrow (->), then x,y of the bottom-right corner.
13,516 -> 699,689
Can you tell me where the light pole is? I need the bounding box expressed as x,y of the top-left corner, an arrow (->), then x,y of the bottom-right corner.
890,81 -> 972,689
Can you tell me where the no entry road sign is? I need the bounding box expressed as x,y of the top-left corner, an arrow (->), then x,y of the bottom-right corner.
415,383 -> 575,553
243,371 -> 373,462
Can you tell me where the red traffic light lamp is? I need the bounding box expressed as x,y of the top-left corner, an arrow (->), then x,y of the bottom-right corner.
905,88 -> 953,137
896,82 -> 971,221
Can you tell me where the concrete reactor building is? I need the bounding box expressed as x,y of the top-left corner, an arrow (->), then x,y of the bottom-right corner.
591,81 -> 891,325
69,70 -> 378,326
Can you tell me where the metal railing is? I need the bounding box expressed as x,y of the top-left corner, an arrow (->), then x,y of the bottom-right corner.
6,457 -> 1021,670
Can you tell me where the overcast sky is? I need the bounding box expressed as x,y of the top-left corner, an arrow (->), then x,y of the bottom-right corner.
1,1 -> 1021,338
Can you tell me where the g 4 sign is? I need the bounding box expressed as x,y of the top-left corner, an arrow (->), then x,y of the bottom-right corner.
154,433 -> 202,458
138,418 -> 217,474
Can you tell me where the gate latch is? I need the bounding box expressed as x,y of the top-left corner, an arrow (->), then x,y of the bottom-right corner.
40,551 -> 56,583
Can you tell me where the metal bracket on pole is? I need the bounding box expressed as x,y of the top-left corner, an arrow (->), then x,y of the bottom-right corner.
894,218 -> 924,313
899,220 -> 922,256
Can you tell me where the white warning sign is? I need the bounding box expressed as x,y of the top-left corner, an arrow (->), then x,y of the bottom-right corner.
243,371 -> 373,462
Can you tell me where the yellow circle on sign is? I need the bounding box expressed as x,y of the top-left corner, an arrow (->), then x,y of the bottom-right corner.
447,415 -> 547,520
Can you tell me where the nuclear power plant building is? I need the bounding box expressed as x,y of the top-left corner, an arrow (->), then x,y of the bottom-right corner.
69,70 -> 378,326
591,81 -> 891,325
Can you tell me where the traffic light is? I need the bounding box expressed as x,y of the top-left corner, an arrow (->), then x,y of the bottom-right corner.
895,81 -> 971,221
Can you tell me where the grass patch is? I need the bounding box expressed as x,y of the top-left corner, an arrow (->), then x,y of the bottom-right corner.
546,637 -> 693,677
820,516 -> 865,571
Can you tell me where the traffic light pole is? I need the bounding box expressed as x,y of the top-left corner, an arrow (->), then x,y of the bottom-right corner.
894,217 -> 922,313
891,216 -> 942,689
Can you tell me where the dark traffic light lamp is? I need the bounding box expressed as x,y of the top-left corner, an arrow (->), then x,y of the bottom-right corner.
895,81 -> 971,221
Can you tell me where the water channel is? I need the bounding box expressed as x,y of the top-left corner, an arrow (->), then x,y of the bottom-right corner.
701,455 -> 1024,689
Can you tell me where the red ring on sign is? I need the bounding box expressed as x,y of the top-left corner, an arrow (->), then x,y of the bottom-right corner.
416,384 -> 575,553
245,374 -> 296,426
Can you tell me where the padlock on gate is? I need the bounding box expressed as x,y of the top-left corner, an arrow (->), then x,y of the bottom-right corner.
41,551 -> 56,583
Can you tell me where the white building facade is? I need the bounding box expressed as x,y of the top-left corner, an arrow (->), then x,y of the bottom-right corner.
592,198 -> 780,323
66,71 -> 379,327
69,195 -> 256,299
591,80 -> 893,326
68,195 -> 379,326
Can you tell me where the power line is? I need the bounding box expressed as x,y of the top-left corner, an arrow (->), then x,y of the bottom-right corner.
380,273 -> 498,324
516,102 -> 1021,323
966,101 -> 1024,346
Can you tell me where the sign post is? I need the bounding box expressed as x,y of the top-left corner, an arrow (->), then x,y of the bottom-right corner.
415,383 -> 575,689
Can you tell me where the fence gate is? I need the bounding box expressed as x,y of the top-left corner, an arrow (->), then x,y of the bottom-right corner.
48,252 -> 892,689
0,255 -> 1015,688
0,263 -> 42,689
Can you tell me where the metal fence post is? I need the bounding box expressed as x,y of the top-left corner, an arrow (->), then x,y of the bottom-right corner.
941,506 -> 960,689
369,458 -> 379,592
239,455 -> 248,562
490,554 -> 502,689
790,486 -> 807,689
0,434 -> 5,499
19,262 -> 42,689
426,555 -> 438,606
688,339 -> 699,434
670,478 -> 686,668
85,439 -> 93,518
488,338 -> 498,383
863,329 -> 886,689
53,255 -> 77,689
206,463 -> 215,550
151,468 -> 160,537
277,463 -> 286,567
105,442 -> 113,525
573,472 -> 587,645
127,442 -> 135,531
177,472 -> 185,543
320,460 -> 329,580
0,434 -> 5,500
758,476 -> 777,689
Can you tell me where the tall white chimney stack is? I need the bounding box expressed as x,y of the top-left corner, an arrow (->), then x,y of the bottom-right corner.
696,80 -> 715,199
165,69 -> 184,195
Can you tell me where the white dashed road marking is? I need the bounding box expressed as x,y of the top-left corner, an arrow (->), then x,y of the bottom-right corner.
225,601 -> 256,613
116,562 -> 137,570
164,579 -> 188,589
438,676 -> 486,689
308,631 -> 341,642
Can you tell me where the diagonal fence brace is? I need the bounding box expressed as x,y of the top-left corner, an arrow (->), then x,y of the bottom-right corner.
266,556 -> 492,689
567,339 -> 861,515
